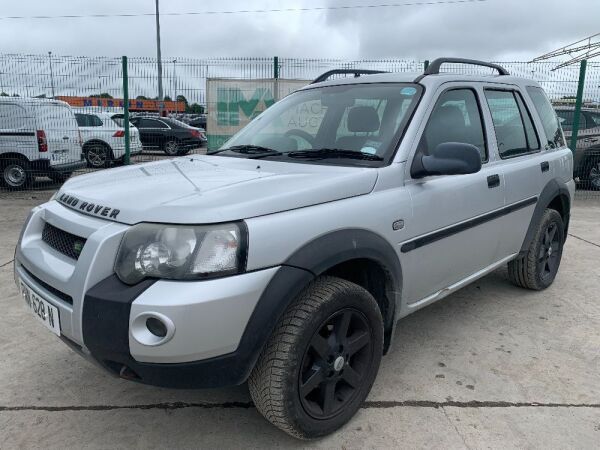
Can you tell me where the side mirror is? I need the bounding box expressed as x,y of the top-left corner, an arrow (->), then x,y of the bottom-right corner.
416,142 -> 482,177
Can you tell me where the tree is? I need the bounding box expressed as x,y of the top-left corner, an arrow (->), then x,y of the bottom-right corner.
176,95 -> 189,107
34,94 -> 47,98
186,103 -> 204,114
136,95 -> 149,100
163,95 -> 172,102
89,93 -> 113,99
0,92 -> 8,97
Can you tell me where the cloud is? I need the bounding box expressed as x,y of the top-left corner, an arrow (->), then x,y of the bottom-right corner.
0,0 -> 596,60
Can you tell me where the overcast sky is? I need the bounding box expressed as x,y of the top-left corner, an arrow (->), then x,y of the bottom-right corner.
0,0 -> 598,60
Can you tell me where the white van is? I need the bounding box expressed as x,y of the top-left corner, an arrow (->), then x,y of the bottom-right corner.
0,97 -> 85,189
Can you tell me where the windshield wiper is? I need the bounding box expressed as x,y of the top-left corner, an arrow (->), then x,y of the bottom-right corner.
286,148 -> 383,161
208,145 -> 283,159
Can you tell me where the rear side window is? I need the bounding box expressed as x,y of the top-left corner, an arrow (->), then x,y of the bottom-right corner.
90,115 -> 103,126
526,86 -> 565,149
137,118 -> 168,128
0,103 -> 29,129
484,89 -> 540,158
75,113 -> 85,126
75,114 -> 104,127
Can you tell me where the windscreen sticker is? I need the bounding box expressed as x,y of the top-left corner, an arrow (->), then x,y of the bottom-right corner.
401,87 -> 417,96
361,140 -> 382,155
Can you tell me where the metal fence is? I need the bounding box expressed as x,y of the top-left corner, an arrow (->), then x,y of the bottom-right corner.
0,53 -> 599,199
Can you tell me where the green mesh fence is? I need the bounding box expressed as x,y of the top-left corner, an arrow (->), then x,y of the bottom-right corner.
0,54 -> 598,199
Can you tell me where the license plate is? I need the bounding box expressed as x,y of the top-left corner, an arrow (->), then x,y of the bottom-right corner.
20,280 -> 61,336
51,150 -> 70,162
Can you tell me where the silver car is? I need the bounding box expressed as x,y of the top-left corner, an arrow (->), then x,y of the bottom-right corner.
14,58 -> 574,439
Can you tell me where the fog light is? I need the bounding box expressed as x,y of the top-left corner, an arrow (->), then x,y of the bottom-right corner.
146,317 -> 167,338
131,312 -> 175,346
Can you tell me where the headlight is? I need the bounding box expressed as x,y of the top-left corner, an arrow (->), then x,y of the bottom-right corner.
115,222 -> 247,285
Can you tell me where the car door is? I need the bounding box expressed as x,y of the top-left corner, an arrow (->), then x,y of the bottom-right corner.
75,113 -> 93,144
36,103 -> 82,166
482,86 -> 546,258
133,118 -> 163,148
0,102 -> 37,163
401,84 -> 506,305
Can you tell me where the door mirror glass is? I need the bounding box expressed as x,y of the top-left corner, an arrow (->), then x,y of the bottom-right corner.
418,142 -> 482,177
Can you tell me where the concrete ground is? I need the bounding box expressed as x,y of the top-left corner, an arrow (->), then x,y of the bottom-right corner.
0,191 -> 599,449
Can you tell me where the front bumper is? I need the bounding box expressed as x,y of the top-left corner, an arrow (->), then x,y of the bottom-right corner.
14,201 -> 305,388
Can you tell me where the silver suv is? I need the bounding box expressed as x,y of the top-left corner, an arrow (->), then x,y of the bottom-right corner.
14,58 -> 574,439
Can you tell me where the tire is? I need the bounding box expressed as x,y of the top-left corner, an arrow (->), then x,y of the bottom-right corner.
163,140 -> 180,156
248,276 -> 383,439
508,209 -> 564,290
1,158 -> 32,190
84,143 -> 113,168
48,172 -> 72,184
177,148 -> 191,156
586,159 -> 600,191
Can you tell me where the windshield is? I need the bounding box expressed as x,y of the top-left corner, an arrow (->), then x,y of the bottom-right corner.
218,83 -> 422,166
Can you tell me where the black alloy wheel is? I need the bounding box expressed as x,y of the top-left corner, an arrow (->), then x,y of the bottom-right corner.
299,308 -> 373,419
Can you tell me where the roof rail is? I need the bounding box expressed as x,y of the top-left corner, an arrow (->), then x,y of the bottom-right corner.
311,69 -> 388,84
420,57 -> 510,78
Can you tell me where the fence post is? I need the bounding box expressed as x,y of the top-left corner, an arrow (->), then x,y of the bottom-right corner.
570,59 -> 587,152
273,56 -> 279,102
423,60 -> 429,71
122,56 -> 131,165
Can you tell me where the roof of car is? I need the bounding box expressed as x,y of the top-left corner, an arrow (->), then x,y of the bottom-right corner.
72,109 -> 120,117
0,97 -> 71,107
303,71 -> 540,90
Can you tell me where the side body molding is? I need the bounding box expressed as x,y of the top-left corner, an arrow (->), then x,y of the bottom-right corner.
519,178 -> 571,256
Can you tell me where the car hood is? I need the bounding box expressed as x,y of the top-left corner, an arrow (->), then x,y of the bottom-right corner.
56,155 -> 379,224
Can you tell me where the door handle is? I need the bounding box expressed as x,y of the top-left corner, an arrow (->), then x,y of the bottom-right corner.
487,174 -> 500,188
540,161 -> 549,172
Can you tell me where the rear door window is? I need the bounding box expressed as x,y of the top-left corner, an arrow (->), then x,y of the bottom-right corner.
526,86 -> 565,149
484,89 -> 540,158
90,115 -> 104,126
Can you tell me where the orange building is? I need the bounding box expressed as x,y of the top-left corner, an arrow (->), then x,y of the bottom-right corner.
56,96 -> 186,113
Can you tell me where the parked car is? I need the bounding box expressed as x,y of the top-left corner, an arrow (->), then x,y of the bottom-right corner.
74,110 -> 143,168
14,58 -> 574,439
0,97 -> 84,189
129,116 -> 206,156
188,114 -> 207,130
555,106 -> 600,189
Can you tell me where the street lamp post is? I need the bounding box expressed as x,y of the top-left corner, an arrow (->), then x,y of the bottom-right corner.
48,51 -> 55,98
155,0 -> 164,104
172,59 -> 177,113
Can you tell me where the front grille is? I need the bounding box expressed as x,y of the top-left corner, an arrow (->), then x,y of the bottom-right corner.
42,222 -> 87,260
